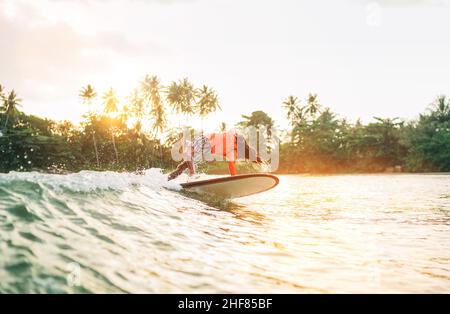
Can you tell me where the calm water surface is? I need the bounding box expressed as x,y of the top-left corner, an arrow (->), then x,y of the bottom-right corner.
0,170 -> 449,293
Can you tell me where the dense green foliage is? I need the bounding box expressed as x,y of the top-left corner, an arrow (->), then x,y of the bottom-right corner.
0,80 -> 449,174
0,77 -> 218,173
278,94 -> 450,173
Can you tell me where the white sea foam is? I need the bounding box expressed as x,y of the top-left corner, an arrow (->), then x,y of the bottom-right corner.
0,168 -> 182,192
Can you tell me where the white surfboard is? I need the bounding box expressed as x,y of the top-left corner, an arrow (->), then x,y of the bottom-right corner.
180,173 -> 279,199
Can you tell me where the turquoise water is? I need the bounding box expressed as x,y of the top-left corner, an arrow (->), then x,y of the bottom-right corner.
0,171 -> 449,293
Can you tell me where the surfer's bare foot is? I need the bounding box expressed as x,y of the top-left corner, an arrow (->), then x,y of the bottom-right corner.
168,161 -> 192,181
167,172 -> 178,181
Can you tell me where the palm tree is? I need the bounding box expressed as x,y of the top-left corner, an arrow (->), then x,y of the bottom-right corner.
102,88 -> 120,163
141,75 -> 166,136
0,85 -> 5,129
282,95 -> 302,126
196,85 -> 220,134
165,78 -> 196,126
79,84 -> 100,167
166,81 -> 184,114
142,75 -> 168,166
129,88 -> 145,126
430,95 -> 450,123
179,78 -> 196,116
3,90 -> 22,131
120,104 -> 131,126
0,84 -> 5,102
79,84 -> 97,103
152,103 -> 167,136
301,93 -> 321,119
103,88 -> 119,114
125,89 -> 145,166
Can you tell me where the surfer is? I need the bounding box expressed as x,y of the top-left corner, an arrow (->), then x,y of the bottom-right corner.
168,130 -> 262,181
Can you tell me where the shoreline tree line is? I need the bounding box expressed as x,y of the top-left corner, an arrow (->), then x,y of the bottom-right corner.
0,78 -> 449,174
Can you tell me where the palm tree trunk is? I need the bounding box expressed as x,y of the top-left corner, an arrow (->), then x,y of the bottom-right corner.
201,117 -> 204,136
92,132 -> 100,167
111,131 -> 119,164
3,114 -> 9,131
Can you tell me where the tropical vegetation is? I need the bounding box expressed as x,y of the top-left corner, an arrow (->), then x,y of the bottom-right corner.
0,79 -> 449,174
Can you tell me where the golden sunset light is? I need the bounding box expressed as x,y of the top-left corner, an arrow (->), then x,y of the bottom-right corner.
1,0 -> 449,129
0,0 -> 449,298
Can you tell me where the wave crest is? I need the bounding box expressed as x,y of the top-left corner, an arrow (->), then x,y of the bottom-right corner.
0,168 -> 181,193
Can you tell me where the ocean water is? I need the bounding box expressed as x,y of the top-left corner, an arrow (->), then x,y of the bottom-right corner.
0,170 -> 449,293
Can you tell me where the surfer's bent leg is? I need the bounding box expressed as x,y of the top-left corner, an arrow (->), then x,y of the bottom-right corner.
228,161 -> 236,176
168,161 -> 194,181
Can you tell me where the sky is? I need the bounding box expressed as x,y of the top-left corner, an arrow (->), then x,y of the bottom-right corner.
1,0 -> 449,131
